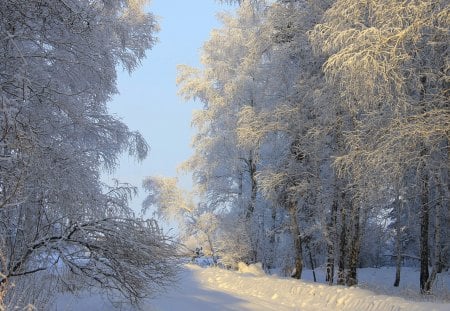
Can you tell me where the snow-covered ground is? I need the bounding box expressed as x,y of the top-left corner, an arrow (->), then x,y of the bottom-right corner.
288,265 -> 450,303
52,263 -> 450,311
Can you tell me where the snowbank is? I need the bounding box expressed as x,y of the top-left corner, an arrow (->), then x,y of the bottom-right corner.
237,262 -> 266,277
293,266 -> 450,303
189,265 -> 449,311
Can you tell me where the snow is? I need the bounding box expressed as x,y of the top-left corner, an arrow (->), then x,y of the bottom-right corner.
287,266 -> 450,303
52,264 -> 450,311
237,262 -> 266,276
192,256 -> 216,267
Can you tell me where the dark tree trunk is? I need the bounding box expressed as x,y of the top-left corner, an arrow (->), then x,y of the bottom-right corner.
346,203 -> 361,286
326,200 -> 338,285
325,244 -> 335,284
306,242 -> 317,282
246,151 -> 257,220
265,206 -> 277,271
245,150 -> 258,263
420,170 -> 430,294
337,196 -> 347,285
394,198 -> 402,287
289,199 -> 303,279
238,170 -> 244,212
417,76 -> 431,293
425,175 -> 443,291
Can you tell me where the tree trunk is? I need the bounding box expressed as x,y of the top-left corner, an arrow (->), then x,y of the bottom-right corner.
306,242 -> 317,282
246,150 -> 258,263
246,150 -> 257,220
394,198 -> 402,287
289,199 -> 303,279
420,170 -> 430,294
346,203 -> 361,286
337,196 -> 347,285
206,234 -> 217,264
425,175 -> 442,291
238,170 -> 244,212
265,206 -> 277,271
326,200 -> 338,285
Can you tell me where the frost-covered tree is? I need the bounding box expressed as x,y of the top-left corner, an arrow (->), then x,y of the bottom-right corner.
177,1 -> 271,264
142,176 -> 222,261
310,0 -> 449,292
236,0 -> 338,280
143,176 -> 195,223
0,0 -> 177,308
180,0 -> 448,294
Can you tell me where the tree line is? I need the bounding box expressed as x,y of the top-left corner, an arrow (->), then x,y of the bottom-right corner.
147,0 -> 449,294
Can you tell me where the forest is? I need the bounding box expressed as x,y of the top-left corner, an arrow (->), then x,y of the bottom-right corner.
0,0 -> 448,309
148,0 -> 449,297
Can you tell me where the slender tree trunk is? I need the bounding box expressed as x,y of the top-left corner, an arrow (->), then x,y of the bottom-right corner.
394,198 -> 402,287
420,169 -> 430,294
265,206 -> 277,271
288,199 -> 303,279
206,234 -> 217,264
441,139 -> 450,272
238,170 -> 244,211
306,241 -> 317,282
337,196 -> 347,285
245,150 -> 258,263
246,151 -> 257,220
417,77 -> 431,293
326,200 -> 338,285
425,175 -> 442,291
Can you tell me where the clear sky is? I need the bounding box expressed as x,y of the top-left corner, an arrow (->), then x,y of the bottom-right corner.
104,1 -> 233,216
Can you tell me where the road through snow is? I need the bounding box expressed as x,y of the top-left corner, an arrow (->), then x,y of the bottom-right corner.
150,264 -> 293,311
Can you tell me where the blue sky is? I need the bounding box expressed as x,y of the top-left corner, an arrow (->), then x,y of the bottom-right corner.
105,1 -> 233,215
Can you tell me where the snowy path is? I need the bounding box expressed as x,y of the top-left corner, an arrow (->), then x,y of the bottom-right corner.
54,264 -> 449,310
151,265 -> 290,311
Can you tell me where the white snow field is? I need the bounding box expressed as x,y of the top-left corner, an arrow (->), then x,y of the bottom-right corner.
53,264 -> 450,311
